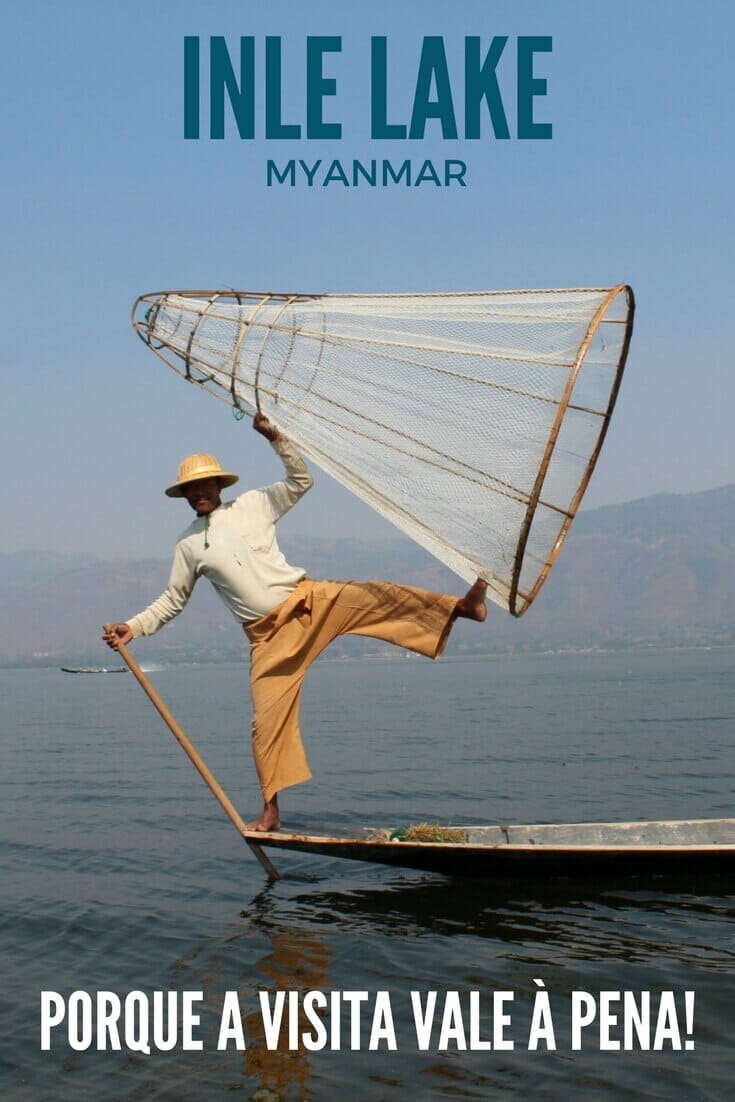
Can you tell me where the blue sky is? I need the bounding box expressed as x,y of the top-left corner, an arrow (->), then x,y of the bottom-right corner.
1,0 -> 733,558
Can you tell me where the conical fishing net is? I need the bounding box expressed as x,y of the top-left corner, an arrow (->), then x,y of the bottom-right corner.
131,286 -> 634,615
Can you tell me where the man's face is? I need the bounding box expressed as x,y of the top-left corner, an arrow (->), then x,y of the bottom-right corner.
182,477 -> 222,515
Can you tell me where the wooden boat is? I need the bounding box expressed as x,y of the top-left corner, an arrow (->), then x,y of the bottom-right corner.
60,666 -> 128,674
242,818 -> 735,878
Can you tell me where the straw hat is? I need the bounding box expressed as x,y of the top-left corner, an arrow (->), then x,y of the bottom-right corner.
165,454 -> 239,498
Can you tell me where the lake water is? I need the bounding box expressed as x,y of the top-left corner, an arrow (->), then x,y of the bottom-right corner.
2,648 -> 734,1100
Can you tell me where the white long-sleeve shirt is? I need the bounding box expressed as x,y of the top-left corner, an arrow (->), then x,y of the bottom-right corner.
127,436 -> 313,637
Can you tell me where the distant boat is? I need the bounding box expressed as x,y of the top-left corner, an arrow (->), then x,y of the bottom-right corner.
60,666 -> 128,674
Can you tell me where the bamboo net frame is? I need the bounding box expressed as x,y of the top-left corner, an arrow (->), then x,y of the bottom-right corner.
131,285 -> 634,616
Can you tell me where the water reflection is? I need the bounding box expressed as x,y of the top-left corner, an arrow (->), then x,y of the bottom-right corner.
241,927 -> 332,1102
272,870 -> 735,971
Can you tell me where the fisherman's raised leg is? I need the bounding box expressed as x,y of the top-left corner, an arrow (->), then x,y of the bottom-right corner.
308,577 -> 487,657
455,578 -> 488,622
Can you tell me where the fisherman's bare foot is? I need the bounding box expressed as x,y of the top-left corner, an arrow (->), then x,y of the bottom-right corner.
455,578 -> 488,622
246,796 -> 280,832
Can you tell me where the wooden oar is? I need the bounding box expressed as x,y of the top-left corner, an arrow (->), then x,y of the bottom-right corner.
105,627 -> 279,881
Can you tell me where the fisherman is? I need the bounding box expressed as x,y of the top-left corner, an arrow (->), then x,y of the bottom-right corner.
104,413 -> 488,831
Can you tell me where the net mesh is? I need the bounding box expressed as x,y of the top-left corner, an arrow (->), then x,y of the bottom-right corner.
131,286 -> 634,615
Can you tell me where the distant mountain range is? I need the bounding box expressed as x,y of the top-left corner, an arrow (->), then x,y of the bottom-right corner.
2,484 -> 734,667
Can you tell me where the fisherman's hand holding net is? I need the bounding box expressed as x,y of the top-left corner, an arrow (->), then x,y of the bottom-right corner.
252,412 -> 279,442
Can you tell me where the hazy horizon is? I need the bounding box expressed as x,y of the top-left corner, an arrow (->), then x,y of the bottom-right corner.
5,477 -> 735,563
